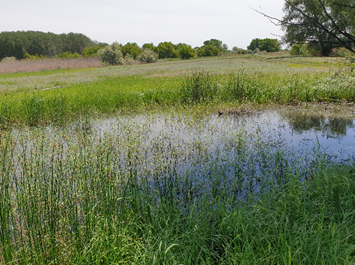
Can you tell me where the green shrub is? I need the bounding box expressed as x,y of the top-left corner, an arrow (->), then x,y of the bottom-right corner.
137,49 -> 159,63
330,47 -> 354,57
24,53 -> 47,60
125,54 -> 134,65
178,44 -> 196,59
121,43 -> 142,59
290,44 -> 302,55
290,44 -> 319,56
0,56 -> 17,62
232,47 -> 245,54
157,42 -> 178,59
247,38 -> 281,52
197,44 -> 219,57
56,51 -> 81,59
97,43 -> 124,65
82,46 -> 103,58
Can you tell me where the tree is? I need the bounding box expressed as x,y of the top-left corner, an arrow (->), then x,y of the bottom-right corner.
121,42 -> 142,59
142,43 -> 156,52
97,42 -> 124,65
255,0 -> 355,55
247,38 -> 281,52
157,42 -> 178,59
197,44 -> 220,57
137,49 -> 159,63
0,31 -> 97,60
203,39 -> 223,51
177,44 -> 196,59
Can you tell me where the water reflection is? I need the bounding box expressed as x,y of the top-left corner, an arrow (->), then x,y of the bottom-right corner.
286,115 -> 354,136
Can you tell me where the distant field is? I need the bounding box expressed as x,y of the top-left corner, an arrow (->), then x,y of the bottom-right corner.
0,57 -> 103,74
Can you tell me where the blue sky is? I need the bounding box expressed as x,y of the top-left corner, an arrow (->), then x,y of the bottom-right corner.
1,0 -> 285,49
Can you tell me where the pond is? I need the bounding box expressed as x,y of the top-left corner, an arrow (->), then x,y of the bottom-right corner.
7,103 -> 355,201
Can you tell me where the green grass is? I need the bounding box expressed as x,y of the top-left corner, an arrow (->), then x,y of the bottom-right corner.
1,65 -> 354,127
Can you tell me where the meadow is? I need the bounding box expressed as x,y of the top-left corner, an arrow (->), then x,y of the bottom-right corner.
1,53 -> 355,264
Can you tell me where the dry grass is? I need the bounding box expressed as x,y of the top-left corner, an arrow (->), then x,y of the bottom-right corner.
0,57 -> 103,74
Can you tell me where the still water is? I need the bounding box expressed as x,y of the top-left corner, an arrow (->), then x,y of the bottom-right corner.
92,104 -> 355,164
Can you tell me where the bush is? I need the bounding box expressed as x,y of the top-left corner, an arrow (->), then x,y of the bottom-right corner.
253,48 -> 260,53
248,38 -> 281,52
97,43 -> 124,65
125,54 -> 134,65
121,43 -> 142,59
197,44 -> 219,57
83,46 -> 103,58
157,42 -> 178,59
137,49 -> 159,63
56,52 -> 81,59
290,44 -> 319,56
330,47 -> 354,57
178,44 -> 196,59
1,56 -> 17,62
24,53 -> 47,60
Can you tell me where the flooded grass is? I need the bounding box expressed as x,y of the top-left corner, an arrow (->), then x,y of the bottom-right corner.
1,110 -> 355,264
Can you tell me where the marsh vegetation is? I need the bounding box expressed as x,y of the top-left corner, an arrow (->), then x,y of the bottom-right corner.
1,54 -> 355,264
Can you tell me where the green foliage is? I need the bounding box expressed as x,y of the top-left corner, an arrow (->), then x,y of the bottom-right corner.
0,31 -> 97,60
121,42 -> 142,59
56,51 -> 82,59
222,43 -> 228,51
97,42 -> 124,65
247,38 -> 280,52
157,42 -> 178,59
142,43 -> 157,52
82,46 -> 103,58
203,39 -> 223,51
125,54 -> 134,65
290,44 -> 320,56
137,49 -> 159,63
177,44 -> 196,59
253,48 -> 260,53
232,47 -> 246,54
281,0 -> 355,56
330,48 -> 355,58
197,44 -> 220,57
1,57 -> 17,62
24,53 -> 47,60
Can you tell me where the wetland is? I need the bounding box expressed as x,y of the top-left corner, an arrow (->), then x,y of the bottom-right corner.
1,54 -> 355,264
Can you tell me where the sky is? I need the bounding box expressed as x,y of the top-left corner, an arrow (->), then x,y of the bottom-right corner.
1,0 -> 286,49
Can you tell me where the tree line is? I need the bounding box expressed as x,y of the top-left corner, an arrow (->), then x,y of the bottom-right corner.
0,31 -> 107,60
0,31 -> 282,62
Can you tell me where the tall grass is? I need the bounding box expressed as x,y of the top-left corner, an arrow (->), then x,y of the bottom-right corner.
0,114 -> 354,264
0,67 -> 354,127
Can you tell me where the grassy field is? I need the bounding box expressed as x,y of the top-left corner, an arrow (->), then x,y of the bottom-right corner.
0,53 -> 354,127
1,53 -> 355,264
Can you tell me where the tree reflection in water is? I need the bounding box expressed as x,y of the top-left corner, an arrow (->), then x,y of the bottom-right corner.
282,107 -> 354,137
